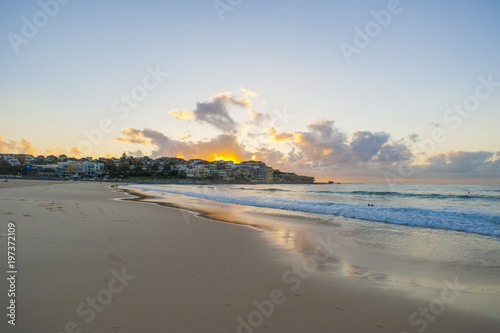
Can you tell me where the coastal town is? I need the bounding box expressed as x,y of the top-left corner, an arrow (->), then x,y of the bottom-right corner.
0,153 -> 315,184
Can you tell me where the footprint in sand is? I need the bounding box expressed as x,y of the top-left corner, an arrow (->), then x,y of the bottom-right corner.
106,253 -> 123,264
38,201 -> 65,212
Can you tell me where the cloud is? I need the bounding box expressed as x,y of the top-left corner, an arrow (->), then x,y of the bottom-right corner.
17,139 -> 36,154
0,136 -> 37,155
192,93 -> 249,133
127,149 -> 146,157
240,87 -> 258,98
289,120 -> 413,175
253,146 -> 286,167
213,92 -> 251,108
293,120 -> 351,166
350,131 -> 389,162
170,92 -> 252,133
116,128 -> 252,162
70,147 -> 83,157
167,110 -> 194,120
424,151 -> 495,173
268,127 -> 294,142
114,115 -> 498,181
44,147 -> 66,156
116,128 -> 151,144
0,135 -> 17,151
408,133 -> 419,143
375,142 -> 413,163
248,109 -> 271,125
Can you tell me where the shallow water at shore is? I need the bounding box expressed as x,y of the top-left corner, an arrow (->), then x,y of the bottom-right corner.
124,183 -> 500,237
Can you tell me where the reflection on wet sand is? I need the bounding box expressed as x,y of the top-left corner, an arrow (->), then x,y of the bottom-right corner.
117,185 -> 500,321
119,186 -> 394,288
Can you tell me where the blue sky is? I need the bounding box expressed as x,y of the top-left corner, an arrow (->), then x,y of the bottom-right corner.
1,0 -> 499,181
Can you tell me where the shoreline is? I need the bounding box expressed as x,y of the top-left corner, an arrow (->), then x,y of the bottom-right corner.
4,176 -> 499,186
1,179 -> 499,332
119,185 -> 500,312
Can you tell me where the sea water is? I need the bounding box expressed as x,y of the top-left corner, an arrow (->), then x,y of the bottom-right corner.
126,182 -> 500,237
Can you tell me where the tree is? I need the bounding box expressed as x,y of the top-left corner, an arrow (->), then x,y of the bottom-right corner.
209,174 -> 221,183
0,160 -> 12,174
167,170 -> 178,178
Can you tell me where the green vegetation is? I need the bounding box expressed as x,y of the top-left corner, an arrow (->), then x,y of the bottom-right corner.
0,160 -> 23,175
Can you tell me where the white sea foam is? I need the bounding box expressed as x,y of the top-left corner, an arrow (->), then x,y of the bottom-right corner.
125,184 -> 500,237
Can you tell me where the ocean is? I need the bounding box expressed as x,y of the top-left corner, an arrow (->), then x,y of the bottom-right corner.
125,182 -> 500,238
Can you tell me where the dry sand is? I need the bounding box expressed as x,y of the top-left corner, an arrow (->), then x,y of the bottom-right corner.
0,179 -> 498,332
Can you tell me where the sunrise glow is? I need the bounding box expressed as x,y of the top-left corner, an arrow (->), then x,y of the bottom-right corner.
212,154 -> 242,164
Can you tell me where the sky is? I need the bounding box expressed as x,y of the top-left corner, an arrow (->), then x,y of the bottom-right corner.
1,0 -> 499,182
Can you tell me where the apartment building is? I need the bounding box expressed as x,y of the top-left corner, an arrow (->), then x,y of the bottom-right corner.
1,155 -> 21,166
0,153 -> 34,166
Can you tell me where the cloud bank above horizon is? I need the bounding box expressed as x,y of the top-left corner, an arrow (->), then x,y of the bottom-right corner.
110,89 -> 500,181
2,89 -> 499,182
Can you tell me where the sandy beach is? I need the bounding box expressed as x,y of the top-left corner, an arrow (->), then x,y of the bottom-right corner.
0,179 -> 499,333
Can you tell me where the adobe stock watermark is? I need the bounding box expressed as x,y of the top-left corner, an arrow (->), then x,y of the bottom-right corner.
213,0 -> 243,21
400,277 -> 467,333
384,74 -> 500,186
229,234 -> 338,333
268,105 -> 296,133
441,74 -> 500,131
180,204 -> 197,226
7,0 -> 72,54
340,0 -> 411,64
246,105 -> 297,149
72,65 -> 169,157
413,74 -> 500,157
51,267 -> 135,333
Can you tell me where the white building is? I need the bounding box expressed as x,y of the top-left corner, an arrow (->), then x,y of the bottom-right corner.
1,155 -> 21,166
186,169 -> 196,178
171,164 -> 188,172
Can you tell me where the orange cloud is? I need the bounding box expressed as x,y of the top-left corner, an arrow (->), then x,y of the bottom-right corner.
240,87 -> 258,98
116,128 -> 251,162
212,92 -> 251,108
116,128 -> 151,144
0,135 -> 37,155
179,133 -> 192,140
268,127 -> 294,142
44,147 -> 66,156
168,109 -> 194,120
70,147 -> 83,157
